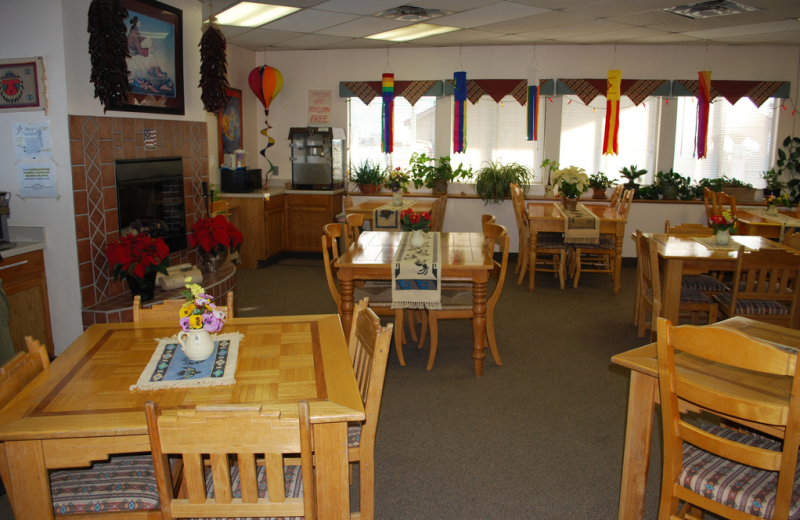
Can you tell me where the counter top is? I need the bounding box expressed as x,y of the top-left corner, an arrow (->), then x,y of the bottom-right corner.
1,226 -> 45,258
219,186 -> 345,198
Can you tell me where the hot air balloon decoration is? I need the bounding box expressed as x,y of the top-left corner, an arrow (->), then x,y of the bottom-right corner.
249,65 -> 283,174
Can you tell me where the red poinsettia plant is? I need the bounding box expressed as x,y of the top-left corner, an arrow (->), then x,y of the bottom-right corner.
106,233 -> 170,282
189,215 -> 243,259
400,208 -> 432,232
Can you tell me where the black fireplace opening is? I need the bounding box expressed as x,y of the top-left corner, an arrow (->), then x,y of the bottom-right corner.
115,157 -> 186,253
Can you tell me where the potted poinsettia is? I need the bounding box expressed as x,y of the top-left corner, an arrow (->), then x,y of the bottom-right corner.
189,215 -> 243,272
106,233 -> 170,301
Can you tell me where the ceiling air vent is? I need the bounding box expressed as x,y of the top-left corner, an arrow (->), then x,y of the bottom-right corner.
376,5 -> 451,22
662,0 -> 757,19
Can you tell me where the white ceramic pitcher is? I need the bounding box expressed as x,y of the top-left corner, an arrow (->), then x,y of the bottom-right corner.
178,330 -> 215,361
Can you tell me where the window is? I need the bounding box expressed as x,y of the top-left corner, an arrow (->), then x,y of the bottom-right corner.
673,97 -> 778,188
348,96 -> 436,171
450,95 -> 544,180
559,95 -> 661,184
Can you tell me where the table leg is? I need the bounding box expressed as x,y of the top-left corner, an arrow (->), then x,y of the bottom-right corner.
661,259 -> 684,325
472,277 -> 488,376
313,422 -> 351,520
618,371 -> 657,520
613,232 -> 624,295
528,226 -> 539,292
5,440 -> 54,520
340,269 -> 355,341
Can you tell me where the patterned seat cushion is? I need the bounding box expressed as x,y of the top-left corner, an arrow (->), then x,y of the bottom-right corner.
645,287 -> 713,305
349,424 -> 362,447
576,237 -> 615,251
681,275 -> 729,293
724,281 -> 793,294
535,235 -> 569,250
679,424 -> 800,520
50,455 -> 160,515
714,293 -> 790,316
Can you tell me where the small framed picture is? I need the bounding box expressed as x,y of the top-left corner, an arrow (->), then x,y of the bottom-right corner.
0,57 -> 46,113
218,88 -> 243,164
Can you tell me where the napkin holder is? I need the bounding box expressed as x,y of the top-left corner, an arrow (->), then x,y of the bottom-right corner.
156,263 -> 203,291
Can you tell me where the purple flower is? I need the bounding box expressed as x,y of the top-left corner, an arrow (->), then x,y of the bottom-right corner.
179,317 -> 191,332
202,313 -> 222,333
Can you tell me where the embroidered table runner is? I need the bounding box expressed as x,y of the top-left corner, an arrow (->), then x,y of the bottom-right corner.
554,202 -> 600,244
743,207 -> 800,241
691,236 -> 753,252
130,332 -> 243,391
374,199 -> 419,230
391,231 -> 441,310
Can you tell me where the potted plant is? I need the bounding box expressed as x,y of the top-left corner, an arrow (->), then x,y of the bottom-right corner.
654,169 -> 684,200
588,172 -> 612,199
552,165 -> 589,210
762,168 -> 785,197
721,175 -> 756,201
190,215 -> 243,272
106,233 -> 170,302
764,192 -> 792,215
638,185 -> 661,200
349,159 -> 385,194
619,165 -> 646,199
409,153 -> 472,195
474,160 -> 535,205
400,208 -> 432,247
383,166 -> 411,206
709,210 -> 738,246
540,159 -> 560,198
777,135 -> 800,201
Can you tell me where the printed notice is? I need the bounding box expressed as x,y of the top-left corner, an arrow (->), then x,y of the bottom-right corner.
18,162 -> 57,198
13,121 -> 53,159
308,90 -> 332,125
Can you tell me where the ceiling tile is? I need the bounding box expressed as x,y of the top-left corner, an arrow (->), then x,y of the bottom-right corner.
476,11 -> 593,34
312,0 -> 406,16
682,19 -> 800,39
472,34 -> 546,44
554,26 -> 665,43
564,0 -> 686,18
738,0 -> 799,7
648,10 -> 782,33
765,4 -> 800,18
403,28 -> 500,45
273,33 -> 353,48
317,17 -> 411,37
605,9 -> 683,26
226,28 -> 305,49
216,26 -> 259,38
414,0 -> 504,12
324,38 -> 404,49
262,9 -> 359,32
622,33 -> 704,44
519,19 -> 635,39
712,29 -> 800,44
434,2 -> 550,29
509,0 -> 605,8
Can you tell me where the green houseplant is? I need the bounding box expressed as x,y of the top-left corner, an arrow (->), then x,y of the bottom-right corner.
349,159 -> 385,194
720,175 -> 755,201
654,169 -> 684,200
777,136 -> 800,201
588,172 -> 613,199
409,153 -> 472,195
540,158 -> 560,198
474,160 -> 535,205
762,168 -> 785,197
619,165 -> 647,199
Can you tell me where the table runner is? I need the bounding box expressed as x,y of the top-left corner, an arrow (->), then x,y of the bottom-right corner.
130,332 -> 243,391
743,207 -> 800,241
691,236 -> 753,252
554,202 -> 600,244
391,231 -> 441,310
374,199 -> 419,230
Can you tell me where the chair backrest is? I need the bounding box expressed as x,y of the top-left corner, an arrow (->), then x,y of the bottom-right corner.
322,223 -> 343,313
784,228 -> 800,250
636,230 -> 661,308
616,189 -> 634,218
134,292 -> 235,322
344,213 -> 364,250
508,183 -> 529,236
703,187 -> 717,224
730,245 -> 800,310
433,195 -> 448,232
484,223 -> 510,309
664,221 -> 714,236
429,197 -> 443,232
146,400 -> 316,520
704,188 -> 737,223
0,336 -> 49,410
211,200 -> 229,220
343,194 -> 354,209
608,184 -> 624,209
716,191 -> 737,216
656,317 -> 800,520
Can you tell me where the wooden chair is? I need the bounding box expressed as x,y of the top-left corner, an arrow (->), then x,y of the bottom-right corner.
712,245 -> 800,328
322,223 -> 412,365
663,221 -> 728,298
428,197 -> 443,233
344,213 -> 364,250
703,188 -> 737,224
509,183 -> 567,289
0,336 -> 49,411
343,194 -> 354,210
784,228 -> 800,250
146,400 -> 316,520
608,184 -> 624,210
423,222 -> 509,370
664,220 -> 714,236
134,291 -> 234,322
656,318 -> 800,520
346,298 -> 392,520
432,194 -> 448,232
636,231 -> 718,341
211,199 -> 229,220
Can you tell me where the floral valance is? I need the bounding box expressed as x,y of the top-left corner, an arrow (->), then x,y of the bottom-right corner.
673,80 -> 789,108
443,79 -> 555,105
557,79 -> 670,106
339,80 -> 443,106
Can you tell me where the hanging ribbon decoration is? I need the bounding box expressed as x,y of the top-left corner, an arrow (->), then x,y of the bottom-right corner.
453,71 -> 467,153
602,69 -> 621,155
697,70 -> 712,159
526,67 -> 539,141
248,65 -> 283,173
381,73 -> 394,153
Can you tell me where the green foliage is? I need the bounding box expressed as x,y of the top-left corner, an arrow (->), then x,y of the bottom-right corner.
589,172 -> 612,189
619,165 -> 647,183
409,153 -> 472,189
474,160 -> 535,205
762,168 -> 786,190
777,136 -> 800,199
349,159 -> 385,185
540,158 -> 560,185
721,175 -> 753,189
697,177 -> 725,192
654,169 -> 684,187
638,185 -> 661,200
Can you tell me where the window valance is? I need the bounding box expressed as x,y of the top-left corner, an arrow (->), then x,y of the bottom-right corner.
339,80 -> 442,105
557,79 -> 670,106
443,78 -> 555,104
672,80 -> 789,108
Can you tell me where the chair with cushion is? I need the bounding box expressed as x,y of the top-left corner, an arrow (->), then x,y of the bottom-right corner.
656,317 -> 800,520
712,245 -> 800,328
663,220 -> 729,297
422,222 -> 509,370
0,336 -> 49,411
636,231 -> 718,341
608,184 -> 624,211
146,399 -> 316,520
134,291 -> 234,322
346,298 -> 392,520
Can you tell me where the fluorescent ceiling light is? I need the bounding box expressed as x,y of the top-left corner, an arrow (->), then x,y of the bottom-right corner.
214,2 -> 300,27
366,23 -> 459,42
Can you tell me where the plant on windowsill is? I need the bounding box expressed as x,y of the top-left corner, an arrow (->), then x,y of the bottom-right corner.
588,172 -> 613,199
654,169 -> 685,200
720,175 -> 755,201
474,160 -> 535,205
383,166 -> 411,206
409,153 -> 472,195
349,159 -> 386,194
619,165 -> 646,199
541,158 -> 560,198
106,233 -> 170,302
552,165 -> 589,210
762,168 -> 786,197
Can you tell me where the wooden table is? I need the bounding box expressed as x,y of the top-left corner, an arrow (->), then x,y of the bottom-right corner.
612,317 -> 800,520
527,203 -> 628,293
736,208 -> 800,239
0,316 -> 364,520
335,231 -> 494,376
346,198 -> 434,223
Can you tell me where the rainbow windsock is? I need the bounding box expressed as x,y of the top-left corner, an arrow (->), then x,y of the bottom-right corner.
382,73 -> 394,154
453,71 -> 467,153
603,69 -> 621,155
527,67 -> 539,141
698,71 -> 711,159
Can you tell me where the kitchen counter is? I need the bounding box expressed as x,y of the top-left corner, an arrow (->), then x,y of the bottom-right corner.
218,186 -> 345,198
2,226 -> 45,258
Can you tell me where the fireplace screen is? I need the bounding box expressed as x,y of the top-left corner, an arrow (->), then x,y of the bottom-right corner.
115,157 -> 186,253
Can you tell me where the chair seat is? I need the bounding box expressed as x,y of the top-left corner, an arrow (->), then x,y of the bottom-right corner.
680,424 -> 800,520
645,287 -> 713,305
575,237 -> 615,251
714,293 -> 790,316
724,281 -> 793,294
348,424 -> 361,447
50,455 -> 160,515
535,235 -> 569,250
681,275 -> 729,293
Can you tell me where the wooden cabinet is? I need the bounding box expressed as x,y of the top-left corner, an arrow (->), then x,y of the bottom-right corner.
222,194 -> 285,269
0,249 -> 54,358
285,194 -> 343,252
265,195 -> 285,258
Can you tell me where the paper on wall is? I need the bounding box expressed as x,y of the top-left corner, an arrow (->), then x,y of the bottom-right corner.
308,90 -> 332,126
18,162 -> 57,198
13,121 -> 52,159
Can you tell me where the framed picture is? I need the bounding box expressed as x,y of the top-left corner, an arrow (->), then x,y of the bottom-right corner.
218,88 -> 243,165
0,57 -> 46,113
113,0 -> 184,115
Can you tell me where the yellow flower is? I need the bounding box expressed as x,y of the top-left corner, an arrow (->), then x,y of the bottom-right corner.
189,315 -> 203,329
179,304 -> 194,318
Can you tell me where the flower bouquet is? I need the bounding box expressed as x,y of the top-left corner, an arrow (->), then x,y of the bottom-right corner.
552,165 -> 589,209
384,167 -> 411,193
764,193 -> 791,214
179,278 -> 225,333
189,215 -> 243,272
106,233 -> 170,301
400,209 -> 432,232
709,210 -> 738,245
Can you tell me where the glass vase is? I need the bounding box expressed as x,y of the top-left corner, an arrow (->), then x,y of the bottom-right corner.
392,191 -> 403,206
561,194 -> 579,211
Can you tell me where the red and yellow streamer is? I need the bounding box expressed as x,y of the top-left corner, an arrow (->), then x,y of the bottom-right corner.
603,70 -> 621,156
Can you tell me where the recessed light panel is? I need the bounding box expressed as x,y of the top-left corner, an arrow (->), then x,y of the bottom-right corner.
214,2 -> 300,27
662,1 -> 757,20
366,23 -> 459,42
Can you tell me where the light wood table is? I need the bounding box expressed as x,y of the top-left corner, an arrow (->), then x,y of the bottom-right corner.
526,203 -> 628,293
0,316 -> 364,520
736,208 -> 800,239
612,317 -> 800,520
335,231 -> 495,376
346,198 -> 434,224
